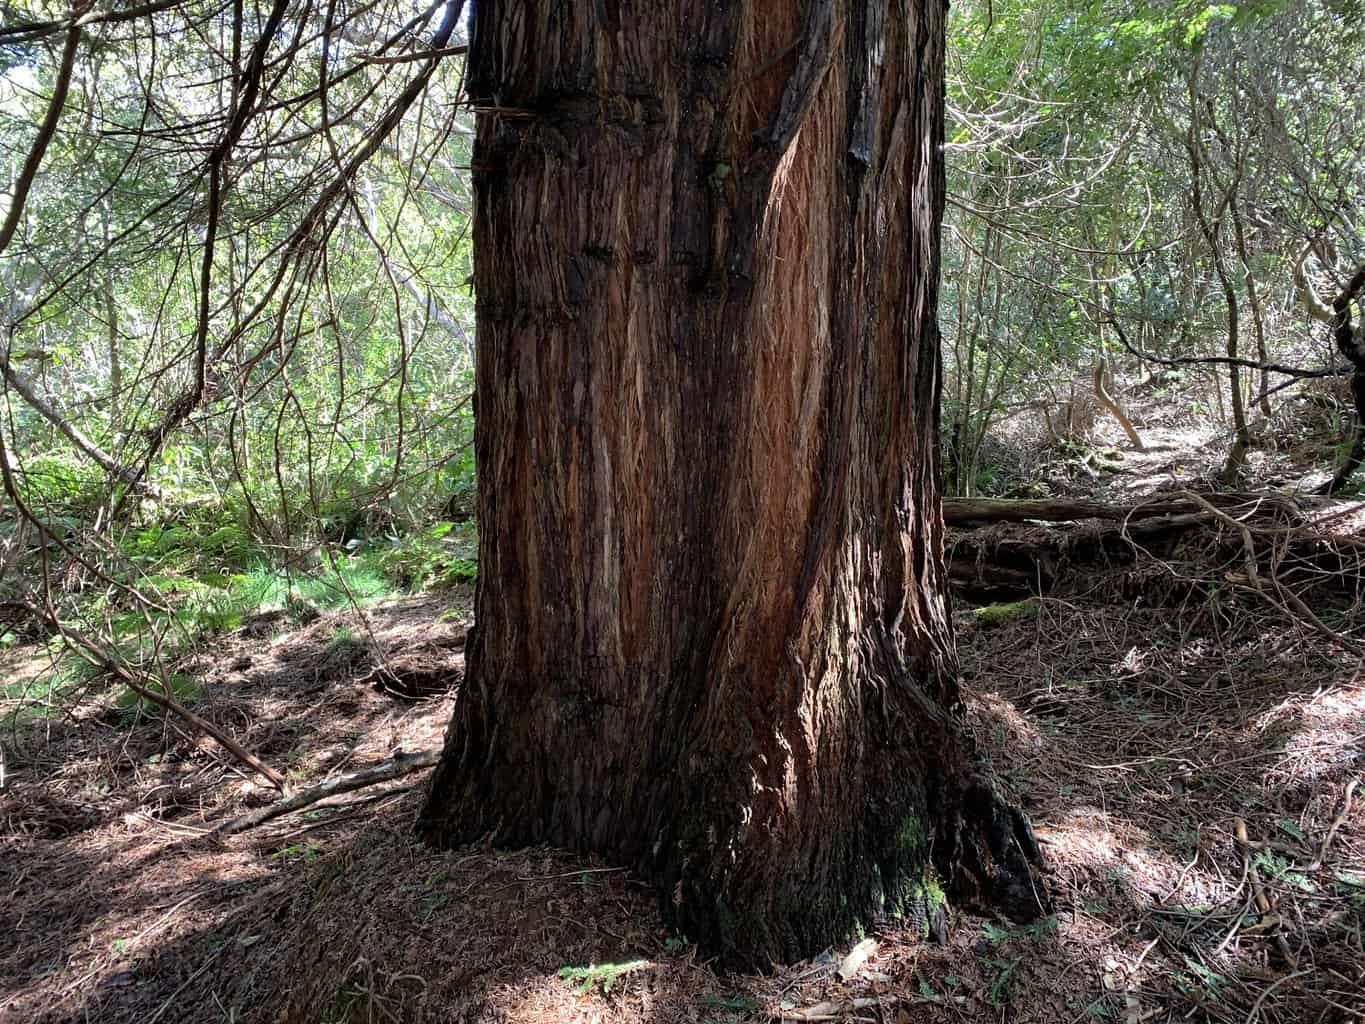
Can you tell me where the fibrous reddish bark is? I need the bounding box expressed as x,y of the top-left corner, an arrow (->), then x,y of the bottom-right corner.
419,0 -> 1044,966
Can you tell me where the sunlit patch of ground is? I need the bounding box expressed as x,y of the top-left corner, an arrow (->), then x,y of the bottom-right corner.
981,371 -> 1360,501
960,594 -> 1364,1024
2,580 -> 1362,1024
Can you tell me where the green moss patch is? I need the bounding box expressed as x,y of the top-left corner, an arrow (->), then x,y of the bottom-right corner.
973,599 -> 1039,628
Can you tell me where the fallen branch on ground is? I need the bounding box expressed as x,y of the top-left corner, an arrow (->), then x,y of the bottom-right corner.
1174,490 -> 1362,653
213,748 -> 440,835
947,491 -> 1365,645
56,620 -> 287,790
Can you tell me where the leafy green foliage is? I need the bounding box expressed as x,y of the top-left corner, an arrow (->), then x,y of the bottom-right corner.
372,521 -> 478,590
0,10 -> 481,678
556,960 -> 650,996
943,0 -> 1365,492
10,455 -> 108,515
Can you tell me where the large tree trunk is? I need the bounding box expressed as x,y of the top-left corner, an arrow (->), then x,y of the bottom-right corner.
418,0 -> 1043,966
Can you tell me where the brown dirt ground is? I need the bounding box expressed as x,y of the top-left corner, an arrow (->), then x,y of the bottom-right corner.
2,570 -> 1362,1023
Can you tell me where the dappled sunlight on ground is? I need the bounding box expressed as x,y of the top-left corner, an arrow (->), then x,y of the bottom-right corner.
1266,683 -> 1365,786
1038,806 -> 1203,906
3,582 -> 1362,1023
962,586 -> 1364,1024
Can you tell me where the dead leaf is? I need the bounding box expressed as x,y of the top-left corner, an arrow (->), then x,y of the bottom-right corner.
836,938 -> 878,981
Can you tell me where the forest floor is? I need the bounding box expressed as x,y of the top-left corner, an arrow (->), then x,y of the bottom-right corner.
3,410 -> 1364,1023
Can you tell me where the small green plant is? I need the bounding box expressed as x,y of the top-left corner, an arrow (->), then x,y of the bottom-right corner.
987,957 -> 1021,1008
1276,818 -> 1306,843
1253,850 -> 1314,893
557,959 -> 649,995
115,672 -> 200,707
325,626 -> 366,664
1179,957 -> 1228,1001
1083,998 -> 1117,1019
273,841 -> 323,864
373,521 -> 478,590
1333,872 -> 1365,907
115,672 -> 204,715
982,915 -> 1058,946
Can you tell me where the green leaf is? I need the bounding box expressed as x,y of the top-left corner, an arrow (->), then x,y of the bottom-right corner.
557,960 -> 649,996
1277,818 -> 1306,842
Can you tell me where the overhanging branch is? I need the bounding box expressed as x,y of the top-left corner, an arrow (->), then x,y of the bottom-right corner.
1104,312 -> 1350,380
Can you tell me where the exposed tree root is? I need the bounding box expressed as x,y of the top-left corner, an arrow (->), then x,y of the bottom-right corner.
945,779 -> 1051,924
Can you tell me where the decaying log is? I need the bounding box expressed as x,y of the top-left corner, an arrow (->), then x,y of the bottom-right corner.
947,511 -> 1210,600
946,491 -> 1365,621
943,491 -> 1310,527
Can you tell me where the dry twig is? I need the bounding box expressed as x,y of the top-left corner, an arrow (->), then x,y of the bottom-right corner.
214,747 -> 439,835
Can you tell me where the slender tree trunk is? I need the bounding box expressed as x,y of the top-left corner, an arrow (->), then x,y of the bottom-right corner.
99,205 -> 123,424
1092,360 -> 1145,450
1228,197 -> 1271,419
419,0 -> 1044,966
1185,54 -> 1251,476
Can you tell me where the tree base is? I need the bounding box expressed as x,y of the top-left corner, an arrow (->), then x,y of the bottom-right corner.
947,779 -> 1049,925
418,702 -> 1048,968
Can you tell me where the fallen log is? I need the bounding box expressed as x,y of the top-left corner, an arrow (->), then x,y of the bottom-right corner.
943,491 -> 1312,527
946,489 -> 1365,650
947,511 -> 1210,600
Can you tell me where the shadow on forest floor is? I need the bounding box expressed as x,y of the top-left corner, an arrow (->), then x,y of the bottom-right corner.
2,575 -> 1362,1023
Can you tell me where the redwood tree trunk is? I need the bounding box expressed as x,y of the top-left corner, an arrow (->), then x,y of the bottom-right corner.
419,0 -> 1043,966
